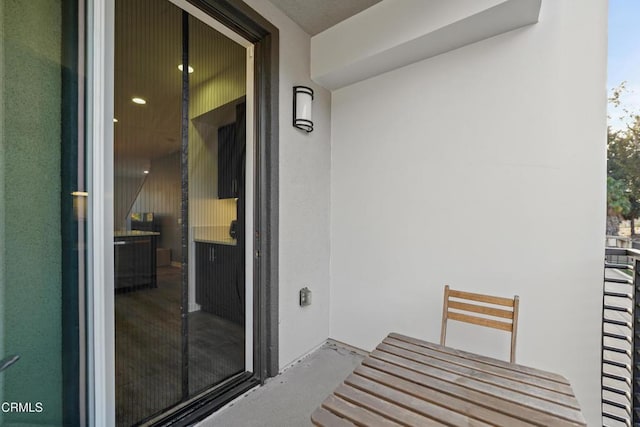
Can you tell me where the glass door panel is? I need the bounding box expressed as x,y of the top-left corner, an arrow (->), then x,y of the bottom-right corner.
1,1 -> 82,425
114,1 -> 248,424
187,14 -> 247,396
114,0 -> 183,425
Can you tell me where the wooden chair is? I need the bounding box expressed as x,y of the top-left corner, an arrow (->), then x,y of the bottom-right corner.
440,285 -> 520,363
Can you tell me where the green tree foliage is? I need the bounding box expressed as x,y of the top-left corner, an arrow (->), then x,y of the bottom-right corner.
607,176 -> 631,215
607,82 -> 640,234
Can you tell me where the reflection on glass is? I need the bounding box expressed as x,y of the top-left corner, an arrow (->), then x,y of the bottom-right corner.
0,1 -> 79,425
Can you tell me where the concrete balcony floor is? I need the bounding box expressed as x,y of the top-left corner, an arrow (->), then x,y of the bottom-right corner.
198,341 -> 365,427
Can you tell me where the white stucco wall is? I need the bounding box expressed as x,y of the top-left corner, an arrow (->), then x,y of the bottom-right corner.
328,1 -> 606,425
242,0 -> 332,370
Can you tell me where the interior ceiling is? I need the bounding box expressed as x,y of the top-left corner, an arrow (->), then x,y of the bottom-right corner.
115,0 -> 182,167
268,0 -> 382,35
114,0 -> 244,175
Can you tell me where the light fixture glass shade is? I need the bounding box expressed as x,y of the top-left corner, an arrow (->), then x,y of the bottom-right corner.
293,86 -> 314,132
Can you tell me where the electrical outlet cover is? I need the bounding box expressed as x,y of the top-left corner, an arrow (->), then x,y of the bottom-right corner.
300,287 -> 311,307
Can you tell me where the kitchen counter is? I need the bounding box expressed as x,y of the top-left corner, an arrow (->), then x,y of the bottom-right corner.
193,226 -> 236,246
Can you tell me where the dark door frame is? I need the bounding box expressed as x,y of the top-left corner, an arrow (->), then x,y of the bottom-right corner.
185,0 -> 280,384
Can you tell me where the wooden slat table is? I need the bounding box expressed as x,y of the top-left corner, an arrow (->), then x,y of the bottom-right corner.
311,333 -> 586,426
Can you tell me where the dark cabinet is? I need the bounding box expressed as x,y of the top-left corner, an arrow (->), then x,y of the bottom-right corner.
195,242 -> 243,325
114,235 -> 157,291
217,102 -> 246,199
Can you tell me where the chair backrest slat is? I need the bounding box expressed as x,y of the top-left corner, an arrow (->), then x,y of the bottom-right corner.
448,289 -> 514,307
447,311 -> 513,331
447,301 -> 513,319
440,284 -> 520,363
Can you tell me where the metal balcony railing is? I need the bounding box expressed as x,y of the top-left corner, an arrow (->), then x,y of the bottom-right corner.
603,247 -> 639,427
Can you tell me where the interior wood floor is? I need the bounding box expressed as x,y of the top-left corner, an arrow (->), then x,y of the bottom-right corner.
115,266 -> 244,427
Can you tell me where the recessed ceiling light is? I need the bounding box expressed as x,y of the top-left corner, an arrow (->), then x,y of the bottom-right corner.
143,170 -> 150,174
178,64 -> 194,74
132,97 -> 146,105
113,118 -> 118,122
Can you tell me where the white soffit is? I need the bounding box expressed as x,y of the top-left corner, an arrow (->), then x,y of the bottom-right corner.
268,0 -> 382,36
311,0 -> 542,90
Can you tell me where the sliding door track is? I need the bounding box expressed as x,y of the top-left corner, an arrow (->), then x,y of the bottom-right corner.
147,372 -> 259,426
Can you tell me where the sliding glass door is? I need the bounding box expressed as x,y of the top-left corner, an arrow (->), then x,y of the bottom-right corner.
1,1 -> 83,425
187,14 -> 247,397
113,1 -> 248,424
113,2 -> 183,423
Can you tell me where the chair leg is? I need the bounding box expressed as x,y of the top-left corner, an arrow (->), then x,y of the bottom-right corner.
510,295 -> 520,363
440,285 -> 450,346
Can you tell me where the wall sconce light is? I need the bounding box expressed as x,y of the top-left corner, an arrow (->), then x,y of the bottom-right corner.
293,86 -> 314,133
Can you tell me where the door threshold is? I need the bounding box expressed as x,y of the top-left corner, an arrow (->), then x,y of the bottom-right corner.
145,371 -> 259,426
